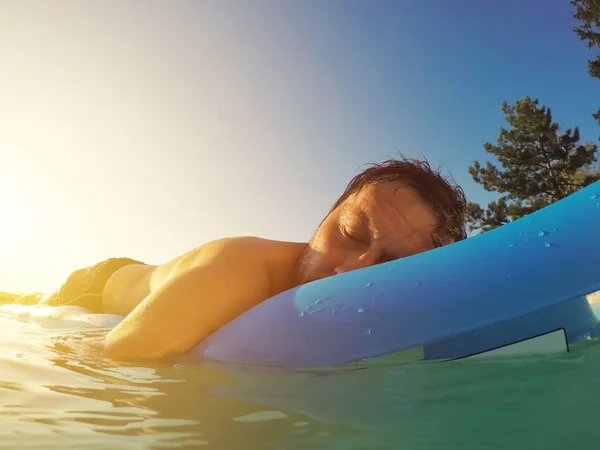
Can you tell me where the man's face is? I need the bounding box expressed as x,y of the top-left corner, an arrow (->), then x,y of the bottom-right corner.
297,181 -> 441,284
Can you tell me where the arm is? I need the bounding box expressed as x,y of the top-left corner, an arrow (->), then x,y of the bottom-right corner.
103,238 -> 272,360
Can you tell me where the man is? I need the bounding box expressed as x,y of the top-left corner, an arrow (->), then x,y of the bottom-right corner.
8,157 -> 467,360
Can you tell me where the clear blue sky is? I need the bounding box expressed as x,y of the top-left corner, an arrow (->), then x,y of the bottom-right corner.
1,0 -> 598,292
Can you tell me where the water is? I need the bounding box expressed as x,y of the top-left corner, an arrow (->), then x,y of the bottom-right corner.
3,313 -> 600,449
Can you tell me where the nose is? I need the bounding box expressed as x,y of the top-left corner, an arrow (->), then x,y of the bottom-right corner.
334,251 -> 379,275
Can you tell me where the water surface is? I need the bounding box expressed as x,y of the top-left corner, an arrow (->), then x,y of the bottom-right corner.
2,310 -> 600,450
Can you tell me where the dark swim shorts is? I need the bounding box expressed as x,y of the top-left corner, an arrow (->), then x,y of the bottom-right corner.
42,257 -> 146,313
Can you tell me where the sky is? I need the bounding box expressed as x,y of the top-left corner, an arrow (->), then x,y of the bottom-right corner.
1,0 -> 599,293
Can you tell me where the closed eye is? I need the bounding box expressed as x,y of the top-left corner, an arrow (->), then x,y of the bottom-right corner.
342,227 -> 363,244
340,212 -> 372,245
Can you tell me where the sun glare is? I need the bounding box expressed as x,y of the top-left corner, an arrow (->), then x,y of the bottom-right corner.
0,189 -> 19,236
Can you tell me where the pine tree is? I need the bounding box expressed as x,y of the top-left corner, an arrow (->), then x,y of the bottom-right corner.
467,96 -> 599,233
572,0 -> 600,125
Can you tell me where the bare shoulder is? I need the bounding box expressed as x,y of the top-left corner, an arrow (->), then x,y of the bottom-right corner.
104,236 -> 307,359
150,237 -> 304,293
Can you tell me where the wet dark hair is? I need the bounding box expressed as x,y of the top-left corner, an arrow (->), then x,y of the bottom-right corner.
330,156 -> 468,245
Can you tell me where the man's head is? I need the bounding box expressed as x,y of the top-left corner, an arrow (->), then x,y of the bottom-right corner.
296,156 -> 467,284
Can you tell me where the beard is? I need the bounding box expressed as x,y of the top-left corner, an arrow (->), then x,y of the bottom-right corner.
295,245 -> 330,286
296,245 -> 315,285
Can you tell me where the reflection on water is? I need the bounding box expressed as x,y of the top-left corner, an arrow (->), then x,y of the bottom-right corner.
3,313 -> 600,450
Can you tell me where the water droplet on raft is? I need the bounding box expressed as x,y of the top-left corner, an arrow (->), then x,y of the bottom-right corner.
365,282 -> 373,287
314,296 -> 332,306
590,194 -> 598,200
364,328 -> 371,335
357,308 -> 364,313
537,230 -> 547,237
